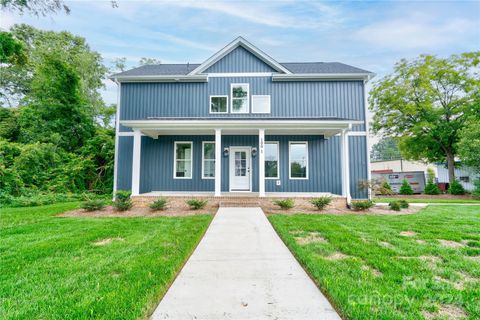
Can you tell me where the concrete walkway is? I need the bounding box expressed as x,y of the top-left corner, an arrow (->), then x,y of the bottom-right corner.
151,207 -> 340,320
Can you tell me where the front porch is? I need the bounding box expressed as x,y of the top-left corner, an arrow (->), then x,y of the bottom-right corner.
117,119 -> 366,203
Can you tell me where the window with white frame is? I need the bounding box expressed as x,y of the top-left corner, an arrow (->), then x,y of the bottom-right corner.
231,83 -> 249,113
289,142 -> 308,179
202,142 -> 215,179
174,142 -> 192,178
265,142 -> 279,178
252,95 -> 270,113
210,96 -> 228,113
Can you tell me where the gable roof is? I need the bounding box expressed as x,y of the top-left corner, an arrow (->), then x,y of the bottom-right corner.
189,36 -> 291,75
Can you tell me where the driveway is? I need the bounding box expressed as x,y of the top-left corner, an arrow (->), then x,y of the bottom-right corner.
151,207 -> 341,320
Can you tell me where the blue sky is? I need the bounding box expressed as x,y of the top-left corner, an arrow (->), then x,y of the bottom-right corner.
1,0 -> 479,105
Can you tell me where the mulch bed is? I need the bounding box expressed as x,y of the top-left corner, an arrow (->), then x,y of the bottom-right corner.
378,194 -> 478,200
262,204 -> 424,216
59,206 -> 212,217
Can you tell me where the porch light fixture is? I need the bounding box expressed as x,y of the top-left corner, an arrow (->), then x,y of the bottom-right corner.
251,147 -> 258,157
223,147 -> 229,157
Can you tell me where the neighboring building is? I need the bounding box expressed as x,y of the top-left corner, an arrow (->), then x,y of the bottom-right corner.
110,37 -> 374,202
372,171 -> 426,194
371,159 -> 436,176
436,163 -> 479,191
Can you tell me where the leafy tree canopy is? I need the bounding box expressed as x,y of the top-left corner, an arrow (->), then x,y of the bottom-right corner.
458,118 -> 480,172
0,31 -> 27,65
0,0 -> 70,16
369,52 -> 480,182
370,137 -> 402,161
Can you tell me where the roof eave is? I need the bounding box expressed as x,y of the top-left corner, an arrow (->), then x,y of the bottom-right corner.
109,74 -> 208,83
272,73 -> 373,81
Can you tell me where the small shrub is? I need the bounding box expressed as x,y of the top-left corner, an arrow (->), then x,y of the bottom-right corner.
379,181 -> 395,195
310,197 -> 332,210
424,181 -> 440,195
81,199 -> 105,211
350,200 -> 374,211
273,198 -> 295,210
186,198 -> 208,210
113,191 -> 132,211
448,179 -> 465,195
399,200 -> 409,208
399,179 -> 414,195
388,201 -> 401,211
149,198 -> 168,211
473,178 -> 480,199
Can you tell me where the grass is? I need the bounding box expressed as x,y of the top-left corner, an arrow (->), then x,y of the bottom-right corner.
374,197 -> 480,204
269,206 -> 480,319
0,203 -> 212,320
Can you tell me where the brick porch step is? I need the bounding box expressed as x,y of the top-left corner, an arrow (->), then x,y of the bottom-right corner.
219,200 -> 260,207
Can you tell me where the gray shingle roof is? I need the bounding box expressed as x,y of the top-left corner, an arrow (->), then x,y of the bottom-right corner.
112,62 -> 371,77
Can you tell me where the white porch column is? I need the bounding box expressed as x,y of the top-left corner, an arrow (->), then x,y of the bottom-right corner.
131,129 -> 142,196
258,128 -> 265,197
215,128 -> 222,197
340,129 -> 351,203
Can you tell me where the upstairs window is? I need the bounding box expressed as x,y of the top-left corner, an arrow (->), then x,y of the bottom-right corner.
174,142 -> 192,179
289,142 -> 308,179
231,83 -> 249,113
265,142 -> 279,178
202,142 -> 215,179
252,95 -> 271,113
210,96 -> 228,113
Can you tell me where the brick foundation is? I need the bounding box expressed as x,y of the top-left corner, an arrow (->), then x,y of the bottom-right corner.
133,195 -> 347,211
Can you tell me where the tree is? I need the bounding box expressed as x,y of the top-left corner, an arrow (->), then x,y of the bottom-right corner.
0,0 -> 70,16
370,137 -> 402,161
1,25 -> 108,115
0,32 -> 27,65
424,168 -> 440,195
139,57 -> 161,66
458,118 -> 480,172
370,52 -> 480,183
17,53 -> 95,152
399,179 -> 414,195
0,107 -> 19,141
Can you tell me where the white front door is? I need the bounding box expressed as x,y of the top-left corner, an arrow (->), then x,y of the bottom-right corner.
229,147 -> 251,191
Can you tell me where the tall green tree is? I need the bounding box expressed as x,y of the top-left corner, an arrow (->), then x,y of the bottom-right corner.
17,53 -> 95,151
370,52 -> 480,183
0,25 -> 108,114
370,137 -> 402,161
458,118 -> 480,172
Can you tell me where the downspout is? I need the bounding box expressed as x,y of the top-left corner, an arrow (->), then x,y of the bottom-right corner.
112,78 -> 121,200
363,78 -> 372,200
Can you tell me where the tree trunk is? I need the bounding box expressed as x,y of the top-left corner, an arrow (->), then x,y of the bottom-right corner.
446,152 -> 456,183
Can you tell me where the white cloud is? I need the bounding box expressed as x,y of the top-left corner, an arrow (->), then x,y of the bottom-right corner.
0,12 -> 16,30
354,16 -> 478,50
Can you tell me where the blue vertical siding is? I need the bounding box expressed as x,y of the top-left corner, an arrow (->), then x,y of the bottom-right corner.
205,46 -> 277,73
120,79 -> 366,131
349,136 -> 368,199
117,136 -> 133,191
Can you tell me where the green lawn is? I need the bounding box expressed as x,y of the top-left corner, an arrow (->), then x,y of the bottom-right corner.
0,203 -> 212,320
374,197 -> 480,204
269,206 -> 480,320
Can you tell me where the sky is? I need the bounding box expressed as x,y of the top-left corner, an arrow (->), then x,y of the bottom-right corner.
1,0 -> 479,127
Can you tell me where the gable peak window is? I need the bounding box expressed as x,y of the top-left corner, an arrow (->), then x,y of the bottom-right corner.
210,96 -> 228,113
231,83 -> 249,113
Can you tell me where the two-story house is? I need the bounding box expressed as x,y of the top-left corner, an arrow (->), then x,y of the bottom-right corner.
110,37 -> 374,204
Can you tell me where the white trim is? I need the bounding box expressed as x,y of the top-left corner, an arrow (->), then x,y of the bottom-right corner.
208,72 -> 274,77
173,141 -> 193,179
110,74 -> 208,83
272,73 -> 373,81
201,141 -> 215,179
364,79 -> 372,200
229,146 -> 252,192
131,130 -> 142,196
251,95 -> 271,114
209,95 -> 229,114
230,83 -> 250,114
118,131 -> 148,137
214,129 -> 222,196
288,141 -> 309,180
258,129 -> 265,197
113,81 -> 121,197
347,131 -> 367,136
264,141 -> 280,179
189,36 -> 291,75
340,129 -> 351,203
122,119 -> 363,129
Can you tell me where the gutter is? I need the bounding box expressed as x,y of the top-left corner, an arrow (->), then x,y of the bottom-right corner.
108,74 -> 209,83
272,73 -> 374,82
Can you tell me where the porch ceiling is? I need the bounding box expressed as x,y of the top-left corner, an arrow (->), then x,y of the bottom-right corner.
120,119 -> 362,138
